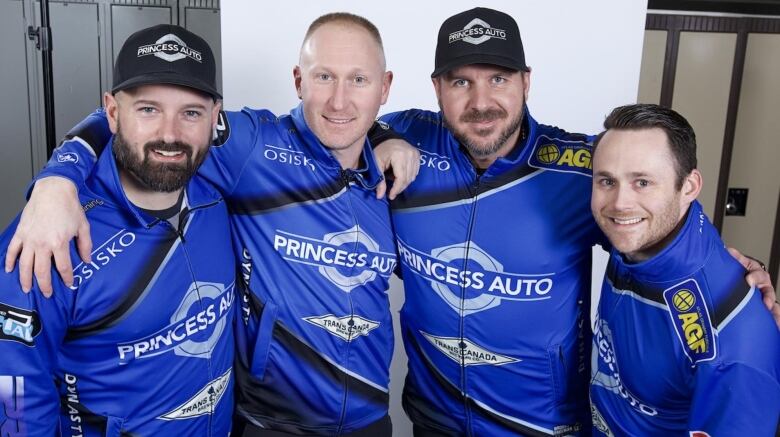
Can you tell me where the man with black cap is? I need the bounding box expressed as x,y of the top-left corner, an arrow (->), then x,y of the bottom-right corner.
0,24 -> 236,435
379,8 -> 598,435
379,7 -> 776,437
4,13 -> 411,437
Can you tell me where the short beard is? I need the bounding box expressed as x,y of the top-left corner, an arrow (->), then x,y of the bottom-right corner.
113,127 -> 207,193
442,105 -> 523,159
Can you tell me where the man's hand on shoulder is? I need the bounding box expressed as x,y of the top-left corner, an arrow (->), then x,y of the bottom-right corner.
5,177 -> 91,297
374,138 -> 420,200
728,247 -> 779,328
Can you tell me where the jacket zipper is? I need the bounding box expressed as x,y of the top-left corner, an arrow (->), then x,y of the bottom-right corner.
163,200 -> 223,436
336,169 -> 357,436
460,173 -> 482,437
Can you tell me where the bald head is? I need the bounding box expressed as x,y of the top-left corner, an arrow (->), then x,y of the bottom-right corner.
300,12 -> 386,70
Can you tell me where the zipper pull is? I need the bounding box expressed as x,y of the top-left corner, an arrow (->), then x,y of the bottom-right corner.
340,169 -> 352,189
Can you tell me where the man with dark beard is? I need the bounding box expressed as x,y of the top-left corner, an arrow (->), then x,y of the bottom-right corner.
0,25 -> 236,435
378,7 -> 777,437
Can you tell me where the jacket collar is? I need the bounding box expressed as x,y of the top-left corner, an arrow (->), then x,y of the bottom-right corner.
289,103 -> 384,189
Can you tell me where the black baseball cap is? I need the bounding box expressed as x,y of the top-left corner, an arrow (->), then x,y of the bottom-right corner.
432,7 -> 530,78
112,24 -> 221,100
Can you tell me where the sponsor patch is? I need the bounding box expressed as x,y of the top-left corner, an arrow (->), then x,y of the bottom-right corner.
528,135 -> 593,176
419,149 -> 451,172
0,303 -> 41,346
449,18 -> 506,45
158,369 -> 231,420
592,318 -> 658,416
57,152 -> 79,164
397,239 -> 553,316
590,403 -> 613,436
304,314 -> 379,341
274,226 -> 396,293
262,144 -> 316,171
663,279 -> 716,364
116,282 -> 233,364
421,331 -> 519,366
137,33 -> 201,63
71,229 -> 136,290
553,422 -> 582,437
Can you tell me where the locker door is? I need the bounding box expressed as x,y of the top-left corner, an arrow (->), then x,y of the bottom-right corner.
183,7 -> 222,94
637,30 -> 667,105
45,2 -> 102,143
110,5 -> 172,62
671,31 -> 737,219
721,33 -> 780,278
0,0 -> 34,228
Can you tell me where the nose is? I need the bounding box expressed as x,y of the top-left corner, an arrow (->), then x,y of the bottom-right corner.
611,184 -> 636,212
468,82 -> 492,111
159,114 -> 181,144
329,80 -> 348,112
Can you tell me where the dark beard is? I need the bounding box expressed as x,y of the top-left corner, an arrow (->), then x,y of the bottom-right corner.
443,106 -> 523,159
113,129 -> 207,193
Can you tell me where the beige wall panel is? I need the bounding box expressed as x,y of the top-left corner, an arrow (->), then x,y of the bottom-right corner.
637,30 -> 667,104
672,32 -> 736,219
721,34 -> 780,263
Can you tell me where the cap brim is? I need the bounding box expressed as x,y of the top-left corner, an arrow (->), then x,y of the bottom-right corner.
431,53 -> 530,78
112,72 -> 222,100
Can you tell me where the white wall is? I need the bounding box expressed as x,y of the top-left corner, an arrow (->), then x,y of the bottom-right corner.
221,1 -> 648,434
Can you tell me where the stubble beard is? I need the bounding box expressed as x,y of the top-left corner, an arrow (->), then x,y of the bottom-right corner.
442,104 -> 524,159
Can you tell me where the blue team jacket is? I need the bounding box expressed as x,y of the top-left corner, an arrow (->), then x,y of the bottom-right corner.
31,104 -> 398,435
590,200 -> 780,436
382,108 -> 604,437
0,140 -> 236,436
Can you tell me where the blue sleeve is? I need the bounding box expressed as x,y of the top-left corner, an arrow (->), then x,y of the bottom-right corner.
689,362 -> 780,434
0,221 -> 73,435
28,109 -> 109,197
197,108 -> 262,198
379,111 -> 412,136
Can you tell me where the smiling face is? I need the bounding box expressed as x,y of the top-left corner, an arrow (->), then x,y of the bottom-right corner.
294,21 -> 392,168
105,84 -> 219,194
433,64 -> 530,168
591,128 -> 701,262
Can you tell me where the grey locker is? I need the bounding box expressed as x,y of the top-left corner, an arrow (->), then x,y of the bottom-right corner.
111,5 -> 172,62
1,0 -> 221,230
45,2 -> 103,143
183,7 -> 221,94
0,0 -> 35,228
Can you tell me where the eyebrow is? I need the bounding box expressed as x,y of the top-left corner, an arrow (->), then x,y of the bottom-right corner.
594,170 -> 651,178
133,99 -> 208,110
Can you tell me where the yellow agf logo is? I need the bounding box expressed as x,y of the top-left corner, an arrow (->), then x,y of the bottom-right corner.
535,143 -> 591,169
672,289 -> 708,354
672,289 -> 696,312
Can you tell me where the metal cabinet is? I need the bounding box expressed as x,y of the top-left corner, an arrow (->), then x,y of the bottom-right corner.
0,0 -> 221,228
